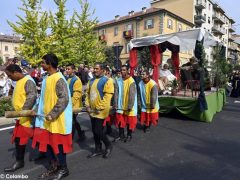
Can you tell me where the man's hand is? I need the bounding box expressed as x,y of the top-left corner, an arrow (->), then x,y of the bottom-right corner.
30,110 -> 36,117
45,115 -> 53,121
86,106 -> 91,114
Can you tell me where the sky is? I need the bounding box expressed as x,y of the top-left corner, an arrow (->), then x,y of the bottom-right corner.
0,0 -> 239,35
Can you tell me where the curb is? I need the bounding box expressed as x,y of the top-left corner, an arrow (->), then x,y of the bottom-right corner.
0,117 -> 15,126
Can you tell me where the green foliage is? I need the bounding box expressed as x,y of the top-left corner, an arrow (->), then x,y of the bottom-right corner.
0,56 -> 3,66
0,97 -> 13,117
8,0 -> 105,66
211,44 -> 232,88
233,64 -> 240,70
138,47 -> 152,70
71,0 -> 106,65
48,0 -> 75,65
8,0 -> 50,65
194,41 -> 207,67
104,46 -> 115,68
171,79 -> 178,89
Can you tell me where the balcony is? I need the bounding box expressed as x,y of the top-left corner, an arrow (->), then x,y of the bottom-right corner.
195,0 -> 206,10
212,13 -> 225,24
212,26 -> 225,35
213,2 -> 225,14
229,26 -> 236,32
194,15 -> 206,25
228,34 -> 235,42
99,34 -> 106,41
123,30 -> 133,39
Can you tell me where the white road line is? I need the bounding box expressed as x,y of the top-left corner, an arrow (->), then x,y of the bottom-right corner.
0,112 -> 87,132
0,126 -> 15,131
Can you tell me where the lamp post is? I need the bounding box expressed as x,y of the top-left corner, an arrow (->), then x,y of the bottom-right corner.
113,45 -> 123,70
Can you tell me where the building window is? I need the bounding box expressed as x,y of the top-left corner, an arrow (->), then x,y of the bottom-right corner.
167,19 -> 173,29
5,46 -> 8,52
144,19 -> 154,29
114,27 -> 118,36
178,23 -> 182,32
100,29 -> 106,35
208,17 -> 211,24
126,24 -> 133,31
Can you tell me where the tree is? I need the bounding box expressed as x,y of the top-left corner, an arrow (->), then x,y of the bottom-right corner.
138,47 -> 152,70
104,46 -> 115,68
211,44 -> 231,88
49,0 -> 75,65
8,0 -> 49,65
194,41 -> 207,67
72,0 -> 105,65
0,57 -> 3,66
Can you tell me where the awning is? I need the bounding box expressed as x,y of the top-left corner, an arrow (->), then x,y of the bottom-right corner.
129,28 -> 218,51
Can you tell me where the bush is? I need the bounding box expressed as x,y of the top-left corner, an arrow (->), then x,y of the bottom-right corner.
0,96 -> 13,116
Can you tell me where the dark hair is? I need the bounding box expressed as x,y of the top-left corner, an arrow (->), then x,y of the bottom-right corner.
42,53 -> 58,69
94,62 -> 105,70
105,66 -> 111,73
5,64 -> 22,73
66,63 -> 75,70
121,64 -> 129,70
142,69 -> 150,76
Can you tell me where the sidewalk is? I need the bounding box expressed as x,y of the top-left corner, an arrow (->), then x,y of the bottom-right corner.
0,117 -> 15,126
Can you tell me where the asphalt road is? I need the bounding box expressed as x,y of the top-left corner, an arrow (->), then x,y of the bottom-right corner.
0,97 -> 240,180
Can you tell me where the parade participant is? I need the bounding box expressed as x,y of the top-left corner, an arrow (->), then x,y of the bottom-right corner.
139,70 -> 159,133
85,63 -> 114,159
4,64 -> 37,172
66,64 -> 85,141
103,66 -> 116,135
32,53 -> 72,179
114,65 -> 137,142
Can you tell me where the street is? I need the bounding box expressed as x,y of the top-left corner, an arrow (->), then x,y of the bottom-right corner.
0,97 -> 240,180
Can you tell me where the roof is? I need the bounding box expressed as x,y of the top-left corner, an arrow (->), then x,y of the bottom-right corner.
96,7 -> 194,29
0,35 -> 22,43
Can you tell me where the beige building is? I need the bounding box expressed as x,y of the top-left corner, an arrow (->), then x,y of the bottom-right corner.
96,7 -> 194,65
0,34 -> 21,63
150,0 -> 237,63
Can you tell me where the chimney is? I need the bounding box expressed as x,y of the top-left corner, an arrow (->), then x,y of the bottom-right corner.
142,7 -> 147,13
129,11 -> 134,16
115,15 -> 120,20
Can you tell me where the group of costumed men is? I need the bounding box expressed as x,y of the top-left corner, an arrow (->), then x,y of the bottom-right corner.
3,53 -> 159,180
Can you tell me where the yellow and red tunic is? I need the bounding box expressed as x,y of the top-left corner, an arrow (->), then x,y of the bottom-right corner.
12,75 -> 36,145
32,72 -> 73,154
115,77 -> 138,130
139,79 -> 159,126
85,76 -> 114,120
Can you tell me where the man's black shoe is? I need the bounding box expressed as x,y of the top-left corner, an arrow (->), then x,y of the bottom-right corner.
102,146 -> 113,159
124,135 -> 132,143
38,162 -> 59,179
143,126 -> 150,133
4,161 -> 24,172
87,150 -> 103,158
113,136 -> 125,142
51,167 -> 69,180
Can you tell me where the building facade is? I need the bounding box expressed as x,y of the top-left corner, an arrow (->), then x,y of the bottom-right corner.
0,34 -> 21,63
95,8 -> 194,65
150,0 -> 236,64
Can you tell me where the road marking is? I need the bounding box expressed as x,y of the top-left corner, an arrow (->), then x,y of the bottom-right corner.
0,126 -> 15,131
0,112 -> 87,132
234,100 -> 240,103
